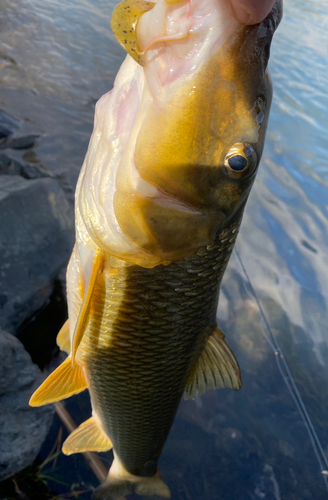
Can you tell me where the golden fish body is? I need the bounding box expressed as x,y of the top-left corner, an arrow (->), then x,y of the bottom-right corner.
30,0 -> 282,498
76,219 -> 241,478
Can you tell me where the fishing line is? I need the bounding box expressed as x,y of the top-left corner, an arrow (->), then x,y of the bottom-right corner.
234,248 -> 328,495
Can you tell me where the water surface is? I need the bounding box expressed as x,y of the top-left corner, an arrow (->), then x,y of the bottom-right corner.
1,0 -> 328,498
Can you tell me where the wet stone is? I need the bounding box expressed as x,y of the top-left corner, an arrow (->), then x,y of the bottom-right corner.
0,152 -> 50,179
0,330 -> 54,481
0,175 -> 74,334
0,134 -> 39,150
0,109 -> 20,141
0,109 -> 40,151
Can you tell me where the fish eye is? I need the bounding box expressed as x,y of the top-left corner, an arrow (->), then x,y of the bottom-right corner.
227,155 -> 248,171
224,143 -> 256,177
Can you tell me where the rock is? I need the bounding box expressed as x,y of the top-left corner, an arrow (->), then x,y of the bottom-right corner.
0,330 -> 55,481
0,152 -> 50,179
0,175 -> 74,334
0,110 -> 20,141
0,108 -> 40,150
0,134 -> 40,150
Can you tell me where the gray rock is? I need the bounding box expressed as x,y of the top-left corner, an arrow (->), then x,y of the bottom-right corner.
0,110 -> 20,141
0,134 -> 40,150
0,330 -> 55,481
0,108 -> 39,150
0,175 -> 74,334
0,152 -> 50,179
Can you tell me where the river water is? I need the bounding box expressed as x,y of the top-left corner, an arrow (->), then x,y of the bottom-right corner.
1,0 -> 328,499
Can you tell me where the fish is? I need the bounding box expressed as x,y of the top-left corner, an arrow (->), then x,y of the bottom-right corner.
30,0 -> 282,498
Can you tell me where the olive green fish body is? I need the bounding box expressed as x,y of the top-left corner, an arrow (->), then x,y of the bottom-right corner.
77,217 -> 241,476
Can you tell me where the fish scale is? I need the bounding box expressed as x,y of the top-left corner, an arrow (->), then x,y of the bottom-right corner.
76,220 -> 240,476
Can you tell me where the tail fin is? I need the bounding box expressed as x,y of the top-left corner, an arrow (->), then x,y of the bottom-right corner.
93,456 -> 170,499
93,477 -> 133,499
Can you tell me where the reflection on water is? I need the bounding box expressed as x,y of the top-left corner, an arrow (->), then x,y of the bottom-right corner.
1,0 -> 328,498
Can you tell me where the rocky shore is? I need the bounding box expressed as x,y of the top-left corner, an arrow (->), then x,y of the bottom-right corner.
0,109 -> 75,481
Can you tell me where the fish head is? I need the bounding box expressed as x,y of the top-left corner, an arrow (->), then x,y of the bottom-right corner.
79,0 -> 282,267
134,0 -> 282,218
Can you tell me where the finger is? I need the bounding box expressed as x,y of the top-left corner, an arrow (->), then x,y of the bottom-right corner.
230,0 -> 277,25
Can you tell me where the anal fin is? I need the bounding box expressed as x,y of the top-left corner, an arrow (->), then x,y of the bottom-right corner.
184,327 -> 242,400
56,319 -> 70,354
62,416 -> 113,456
29,356 -> 87,407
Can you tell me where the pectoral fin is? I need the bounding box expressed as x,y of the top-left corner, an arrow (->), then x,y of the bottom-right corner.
56,319 -> 70,354
29,356 -> 87,407
71,250 -> 104,365
184,327 -> 242,400
62,416 -> 113,455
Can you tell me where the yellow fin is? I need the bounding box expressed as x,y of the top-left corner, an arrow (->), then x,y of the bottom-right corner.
135,472 -> 171,499
62,416 -> 113,456
29,356 -> 87,407
111,0 -> 155,66
56,319 -> 70,354
71,250 -> 103,365
184,327 -> 242,400
93,456 -> 170,499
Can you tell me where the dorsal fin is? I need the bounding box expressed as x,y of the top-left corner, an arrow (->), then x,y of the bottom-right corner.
184,327 -> 242,400
56,319 -> 70,354
62,416 -> 113,455
111,0 -> 155,66
29,356 -> 88,407
71,250 -> 104,366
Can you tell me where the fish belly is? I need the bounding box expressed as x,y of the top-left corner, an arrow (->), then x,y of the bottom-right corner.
76,219 -> 240,477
